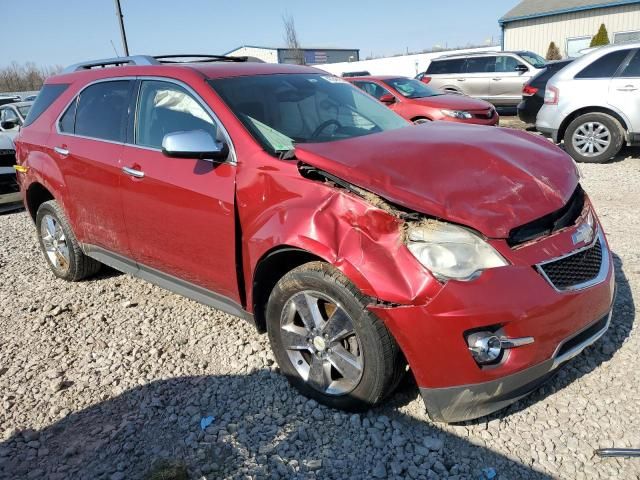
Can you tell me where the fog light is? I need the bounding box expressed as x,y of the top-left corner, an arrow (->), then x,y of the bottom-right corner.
467,332 -> 502,364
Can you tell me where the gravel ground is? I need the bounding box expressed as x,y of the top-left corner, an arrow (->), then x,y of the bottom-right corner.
1,120 -> 639,479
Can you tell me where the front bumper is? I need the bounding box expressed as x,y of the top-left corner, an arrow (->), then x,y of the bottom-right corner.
0,169 -> 22,213
369,214 -> 615,423
420,309 -> 612,422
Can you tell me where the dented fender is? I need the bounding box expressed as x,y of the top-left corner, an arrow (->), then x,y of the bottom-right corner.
236,155 -> 441,309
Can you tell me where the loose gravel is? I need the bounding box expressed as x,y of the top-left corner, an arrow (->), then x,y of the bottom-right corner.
1,121 -> 639,479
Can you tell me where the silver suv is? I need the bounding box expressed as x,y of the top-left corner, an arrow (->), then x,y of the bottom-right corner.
537,42 -> 640,163
419,51 -> 546,107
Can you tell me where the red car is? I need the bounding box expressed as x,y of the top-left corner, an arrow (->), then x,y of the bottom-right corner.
15,55 -> 614,422
348,75 -> 498,125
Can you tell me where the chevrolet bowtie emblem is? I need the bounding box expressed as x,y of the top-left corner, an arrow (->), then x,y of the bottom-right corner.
572,221 -> 594,246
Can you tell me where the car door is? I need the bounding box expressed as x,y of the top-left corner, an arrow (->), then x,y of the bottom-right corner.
609,49 -> 640,133
460,56 -> 494,101
119,78 -> 241,302
490,55 -> 530,105
53,79 -> 134,257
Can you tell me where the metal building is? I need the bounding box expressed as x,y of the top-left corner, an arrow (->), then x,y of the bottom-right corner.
500,0 -> 640,58
224,45 -> 360,65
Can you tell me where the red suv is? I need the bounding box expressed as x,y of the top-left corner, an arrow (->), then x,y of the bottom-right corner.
15,55 -> 615,422
348,76 -> 498,125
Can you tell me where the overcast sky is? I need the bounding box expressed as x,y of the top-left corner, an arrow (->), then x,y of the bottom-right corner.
2,0 -> 521,68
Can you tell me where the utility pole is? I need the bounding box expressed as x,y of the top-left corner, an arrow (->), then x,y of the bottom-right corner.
113,0 -> 130,56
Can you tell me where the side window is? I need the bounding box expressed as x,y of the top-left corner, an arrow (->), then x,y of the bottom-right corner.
135,80 -> 218,149
427,59 -> 464,75
75,80 -> 131,142
59,98 -> 77,133
464,57 -> 497,73
3,108 -> 19,122
575,50 -> 631,79
353,81 -> 390,100
495,56 -> 521,73
621,50 -> 640,78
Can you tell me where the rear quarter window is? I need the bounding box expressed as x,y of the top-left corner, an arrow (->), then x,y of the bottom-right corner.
575,50 -> 632,79
22,84 -> 69,127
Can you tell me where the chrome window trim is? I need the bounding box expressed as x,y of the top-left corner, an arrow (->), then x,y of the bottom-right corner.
54,75 -> 237,164
535,227 -> 610,293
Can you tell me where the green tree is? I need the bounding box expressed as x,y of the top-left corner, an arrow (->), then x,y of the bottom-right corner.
590,23 -> 610,47
546,42 -> 562,60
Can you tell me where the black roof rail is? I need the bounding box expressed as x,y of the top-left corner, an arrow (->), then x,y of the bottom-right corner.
153,54 -> 264,63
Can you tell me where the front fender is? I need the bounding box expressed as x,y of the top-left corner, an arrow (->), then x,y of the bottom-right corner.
237,159 -> 441,310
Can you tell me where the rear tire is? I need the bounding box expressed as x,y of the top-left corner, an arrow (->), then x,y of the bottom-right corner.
36,200 -> 101,281
564,113 -> 624,163
266,262 -> 405,411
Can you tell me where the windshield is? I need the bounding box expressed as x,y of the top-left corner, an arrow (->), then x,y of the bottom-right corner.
519,51 -> 546,68
208,74 -> 408,154
383,77 -> 441,98
17,105 -> 31,118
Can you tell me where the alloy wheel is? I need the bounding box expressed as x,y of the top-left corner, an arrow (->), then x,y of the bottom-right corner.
280,290 -> 364,396
40,214 -> 70,273
572,122 -> 611,157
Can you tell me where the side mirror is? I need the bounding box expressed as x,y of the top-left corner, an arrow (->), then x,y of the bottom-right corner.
1,120 -> 19,130
515,64 -> 529,74
379,93 -> 396,104
162,130 -> 229,161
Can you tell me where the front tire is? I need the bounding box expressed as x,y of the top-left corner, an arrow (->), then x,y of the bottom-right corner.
266,262 -> 405,411
36,200 -> 101,281
564,113 -> 624,163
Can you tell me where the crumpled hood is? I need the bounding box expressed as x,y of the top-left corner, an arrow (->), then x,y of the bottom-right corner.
295,123 -> 579,238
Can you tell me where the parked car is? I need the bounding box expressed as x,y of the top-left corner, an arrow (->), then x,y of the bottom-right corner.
0,101 -> 33,139
0,95 -> 20,107
518,59 -> 573,124
537,42 -> 640,163
341,71 -> 370,78
348,76 -> 498,126
15,55 -> 614,423
418,51 -> 547,107
22,94 -> 38,102
0,135 -> 21,212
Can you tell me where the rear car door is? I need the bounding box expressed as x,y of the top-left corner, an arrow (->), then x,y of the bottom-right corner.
490,55 -> 530,105
119,78 -> 241,302
608,49 -> 640,133
460,56 -> 495,101
53,79 -> 134,256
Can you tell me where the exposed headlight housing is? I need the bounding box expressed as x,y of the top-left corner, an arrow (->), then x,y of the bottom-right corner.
405,221 -> 508,281
441,109 -> 473,120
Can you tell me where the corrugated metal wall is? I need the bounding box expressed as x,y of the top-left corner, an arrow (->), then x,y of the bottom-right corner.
504,4 -> 640,57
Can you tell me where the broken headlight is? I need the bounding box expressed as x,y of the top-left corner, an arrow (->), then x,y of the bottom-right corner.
405,222 -> 508,281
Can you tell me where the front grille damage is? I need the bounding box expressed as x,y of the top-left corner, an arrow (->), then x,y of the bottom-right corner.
538,236 -> 603,291
508,185 -> 585,247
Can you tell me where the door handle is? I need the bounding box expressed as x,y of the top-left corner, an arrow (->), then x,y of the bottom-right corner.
617,85 -> 638,92
122,166 -> 145,178
54,146 -> 69,157
492,78 -> 502,81
457,78 -> 466,82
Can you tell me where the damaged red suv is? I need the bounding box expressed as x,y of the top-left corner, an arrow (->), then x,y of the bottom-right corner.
15,55 -> 615,422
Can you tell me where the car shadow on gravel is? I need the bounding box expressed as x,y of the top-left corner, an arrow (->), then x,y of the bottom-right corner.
0,371 -> 555,480
458,252 -> 633,425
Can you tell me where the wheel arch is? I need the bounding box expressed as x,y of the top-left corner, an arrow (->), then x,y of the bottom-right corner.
25,182 -> 55,221
251,246 -> 325,333
558,106 -> 629,143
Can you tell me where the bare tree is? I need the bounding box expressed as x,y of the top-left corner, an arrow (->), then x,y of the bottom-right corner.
282,14 -> 305,65
0,62 -> 62,92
